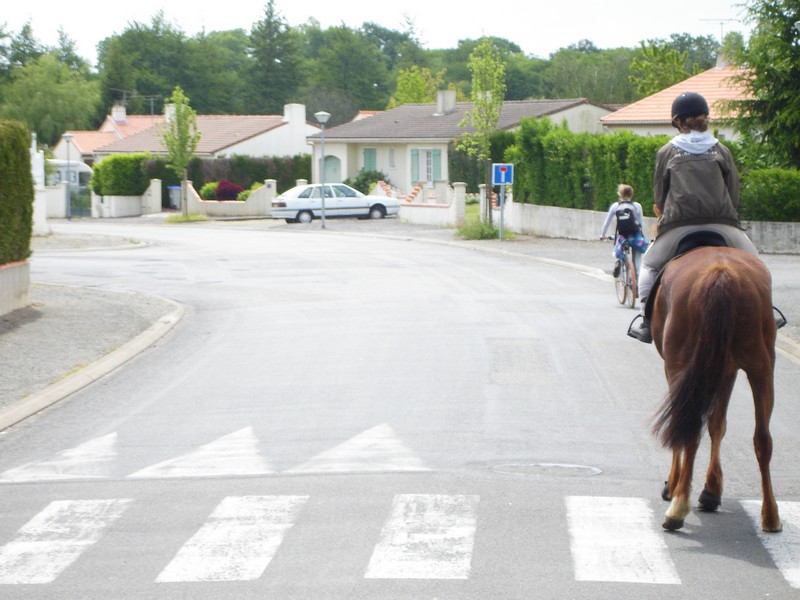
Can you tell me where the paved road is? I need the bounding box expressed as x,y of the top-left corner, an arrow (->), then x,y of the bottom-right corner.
0,218 -> 799,599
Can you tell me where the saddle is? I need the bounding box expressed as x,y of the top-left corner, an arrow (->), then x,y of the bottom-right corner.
643,231 -> 727,321
643,230 -> 788,328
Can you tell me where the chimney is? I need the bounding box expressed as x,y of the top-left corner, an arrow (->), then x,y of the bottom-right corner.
435,90 -> 457,115
283,103 -> 306,124
164,103 -> 176,123
111,103 -> 127,123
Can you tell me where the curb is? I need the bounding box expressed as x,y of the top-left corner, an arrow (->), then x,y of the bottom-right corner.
0,299 -> 185,431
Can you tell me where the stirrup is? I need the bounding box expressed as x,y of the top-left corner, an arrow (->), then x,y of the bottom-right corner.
627,314 -> 653,344
774,306 -> 788,329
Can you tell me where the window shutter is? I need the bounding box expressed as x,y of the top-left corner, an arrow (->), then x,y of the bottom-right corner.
432,149 -> 442,180
410,149 -> 419,183
363,148 -> 377,172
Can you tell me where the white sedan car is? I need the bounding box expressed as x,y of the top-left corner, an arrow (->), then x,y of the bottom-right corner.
270,183 -> 400,223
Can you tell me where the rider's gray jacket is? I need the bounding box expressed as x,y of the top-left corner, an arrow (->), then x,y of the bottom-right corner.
653,135 -> 741,235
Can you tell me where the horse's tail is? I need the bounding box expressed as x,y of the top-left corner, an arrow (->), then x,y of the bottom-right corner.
652,264 -> 737,449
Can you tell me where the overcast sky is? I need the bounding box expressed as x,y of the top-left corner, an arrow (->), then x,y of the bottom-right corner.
4,0 -> 751,66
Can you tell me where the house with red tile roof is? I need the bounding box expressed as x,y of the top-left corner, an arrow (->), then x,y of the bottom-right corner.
307,90 -> 614,194
52,103 -> 319,165
600,64 -> 751,139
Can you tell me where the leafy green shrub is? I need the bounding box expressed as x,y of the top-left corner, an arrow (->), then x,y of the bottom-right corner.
345,170 -> 389,194
199,181 -> 218,199
0,120 -> 33,264
740,168 -> 800,222
237,181 -> 264,201
91,153 -> 150,195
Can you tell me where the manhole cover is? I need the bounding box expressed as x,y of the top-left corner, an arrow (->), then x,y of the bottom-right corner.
491,462 -> 602,477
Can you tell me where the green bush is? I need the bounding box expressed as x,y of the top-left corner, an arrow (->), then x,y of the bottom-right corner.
740,168 -> 800,222
199,181 -> 218,200
91,153 -> 150,195
189,155 -> 311,193
0,120 -> 33,264
237,181 -> 264,201
344,170 -> 390,194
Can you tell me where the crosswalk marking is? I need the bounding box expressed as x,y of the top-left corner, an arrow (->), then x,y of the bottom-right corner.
0,433 -> 117,482
1,494 -> 799,588
156,495 -> 308,582
127,427 -> 272,479
286,423 -> 430,474
0,499 -> 131,584
365,494 -> 478,579
742,500 -> 800,588
566,496 -> 681,584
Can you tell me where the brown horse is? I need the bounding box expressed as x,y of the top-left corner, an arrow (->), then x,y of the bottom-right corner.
650,245 -> 782,532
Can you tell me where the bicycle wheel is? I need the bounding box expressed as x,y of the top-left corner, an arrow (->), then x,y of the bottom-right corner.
626,257 -> 637,309
615,261 -> 628,304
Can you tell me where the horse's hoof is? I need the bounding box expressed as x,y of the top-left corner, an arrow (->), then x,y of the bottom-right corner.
763,521 -> 783,533
698,487 -> 721,512
662,517 -> 684,531
661,481 -> 671,501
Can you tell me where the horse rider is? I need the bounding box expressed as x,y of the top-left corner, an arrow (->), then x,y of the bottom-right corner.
628,91 -> 759,343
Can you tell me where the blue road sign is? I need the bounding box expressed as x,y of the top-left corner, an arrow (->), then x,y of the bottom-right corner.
492,163 -> 514,186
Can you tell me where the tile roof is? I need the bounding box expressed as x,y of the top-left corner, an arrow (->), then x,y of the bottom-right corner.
601,65 -> 752,125
315,99 -> 598,141
100,114 -> 164,138
67,131 -> 119,155
96,115 -> 287,155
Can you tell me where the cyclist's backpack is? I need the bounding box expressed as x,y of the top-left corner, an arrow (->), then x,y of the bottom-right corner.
615,201 -> 639,236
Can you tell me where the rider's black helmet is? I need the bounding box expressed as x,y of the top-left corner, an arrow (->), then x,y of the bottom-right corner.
671,92 -> 709,127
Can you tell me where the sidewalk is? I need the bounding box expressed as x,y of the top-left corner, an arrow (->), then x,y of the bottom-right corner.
1,221 -> 797,430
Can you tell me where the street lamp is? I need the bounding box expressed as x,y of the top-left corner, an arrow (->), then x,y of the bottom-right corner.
314,111 -> 331,229
62,132 -> 73,220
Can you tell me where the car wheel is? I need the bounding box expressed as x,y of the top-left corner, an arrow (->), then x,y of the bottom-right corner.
296,211 -> 313,223
369,205 -> 386,219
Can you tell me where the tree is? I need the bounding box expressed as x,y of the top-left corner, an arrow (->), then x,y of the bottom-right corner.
161,86 -> 201,216
629,41 -> 692,97
0,54 -> 100,145
311,25 -> 389,110
97,12 -> 189,113
387,65 -> 444,108
249,0 -> 303,114
729,0 -> 800,168
458,37 -> 507,222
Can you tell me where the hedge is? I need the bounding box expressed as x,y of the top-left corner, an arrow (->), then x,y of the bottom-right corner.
91,153 -> 151,196
510,118 -> 800,222
0,120 -> 33,264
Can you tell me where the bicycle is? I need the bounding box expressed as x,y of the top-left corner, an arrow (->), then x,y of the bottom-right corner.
607,237 -> 637,309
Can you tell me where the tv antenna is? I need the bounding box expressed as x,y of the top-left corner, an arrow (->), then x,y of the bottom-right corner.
701,18 -> 739,44
109,89 -> 163,116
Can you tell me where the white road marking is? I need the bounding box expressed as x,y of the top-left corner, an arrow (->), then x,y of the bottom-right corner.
0,433 -> 117,482
566,496 -> 680,584
127,427 -> 272,479
286,423 -> 430,474
365,494 -> 479,579
742,500 -> 800,588
156,495 -> 309,582
0,499 -> 131,584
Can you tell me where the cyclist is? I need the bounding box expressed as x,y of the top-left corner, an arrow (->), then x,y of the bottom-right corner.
600,184 -> 649,277
627,91 -> 759,344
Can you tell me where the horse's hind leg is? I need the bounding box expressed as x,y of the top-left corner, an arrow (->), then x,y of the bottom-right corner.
662,450 -> 681,501
664,436 -> 700,530
748,367 -> 782,532
699,373 -> 736,512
